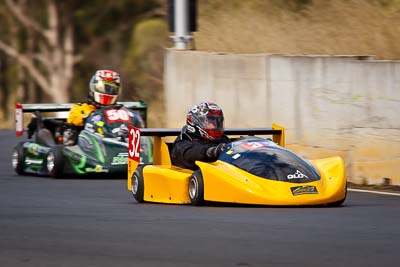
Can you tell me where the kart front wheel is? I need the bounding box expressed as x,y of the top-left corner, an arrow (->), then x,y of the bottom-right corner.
12,142 -> 26,175
188,170 -> 204,206
328,184 -> 347,207
131,166 -> 145,203
46,145 -> 64,178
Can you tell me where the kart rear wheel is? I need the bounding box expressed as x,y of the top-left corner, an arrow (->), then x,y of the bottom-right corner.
188,170 -> 204,206
46,145 -> 64,178
131,166 -> 145,203
12,142 -> 26,175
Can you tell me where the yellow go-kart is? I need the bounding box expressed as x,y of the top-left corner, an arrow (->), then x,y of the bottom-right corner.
127,124 -> 346,206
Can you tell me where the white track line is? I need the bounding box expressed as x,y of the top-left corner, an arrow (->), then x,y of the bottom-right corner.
348,188 -> 400,196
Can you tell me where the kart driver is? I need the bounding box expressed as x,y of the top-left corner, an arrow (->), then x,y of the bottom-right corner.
170,101 -> 230,170
63,70 -> 122,145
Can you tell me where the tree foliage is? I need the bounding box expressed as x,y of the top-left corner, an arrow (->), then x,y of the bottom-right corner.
123,18 -> 171,126
0,0 -> 167,127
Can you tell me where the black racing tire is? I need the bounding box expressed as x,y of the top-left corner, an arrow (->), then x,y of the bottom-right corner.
328,184 -> 347,207
328,197 -> 346,207
46,145 -> 65,178
12,142 -> 26,175
131,166 -> 145,203
188,170 -> 204,206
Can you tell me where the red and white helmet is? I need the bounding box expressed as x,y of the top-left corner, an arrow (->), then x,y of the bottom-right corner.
89,70 -> 121,106
186,101 -> 224,140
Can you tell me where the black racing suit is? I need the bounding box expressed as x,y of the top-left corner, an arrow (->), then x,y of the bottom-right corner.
170,126 -> 230,170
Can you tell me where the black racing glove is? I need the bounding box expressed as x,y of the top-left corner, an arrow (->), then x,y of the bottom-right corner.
117,125 -> 129,140
206,143 -> 227,159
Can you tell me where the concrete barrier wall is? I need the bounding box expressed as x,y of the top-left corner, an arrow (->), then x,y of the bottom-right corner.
164,50 -> 400,185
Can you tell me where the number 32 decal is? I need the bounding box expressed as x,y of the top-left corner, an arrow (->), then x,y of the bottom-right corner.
128,125 -> 140,163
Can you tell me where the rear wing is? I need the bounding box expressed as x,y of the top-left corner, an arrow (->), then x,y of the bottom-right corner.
137,124 -> 285,147
127,124 -> 285,183
15,101 -> 147,136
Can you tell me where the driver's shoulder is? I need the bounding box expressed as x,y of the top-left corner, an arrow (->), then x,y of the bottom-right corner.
71,102 -> 96,110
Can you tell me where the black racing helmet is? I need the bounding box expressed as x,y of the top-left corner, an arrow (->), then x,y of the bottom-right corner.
186,101 -> 224,140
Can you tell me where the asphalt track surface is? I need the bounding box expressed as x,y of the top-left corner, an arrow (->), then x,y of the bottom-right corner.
1,130 -> 399,267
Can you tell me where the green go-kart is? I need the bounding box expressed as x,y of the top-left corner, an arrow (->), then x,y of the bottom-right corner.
12,102 -> 152,178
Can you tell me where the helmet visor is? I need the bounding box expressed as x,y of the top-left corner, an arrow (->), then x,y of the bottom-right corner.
199,114 -> 224,131
96,82 -> 120,95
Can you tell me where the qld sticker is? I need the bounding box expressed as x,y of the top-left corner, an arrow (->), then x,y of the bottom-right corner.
290,185 -> 318,196
287,170 -> 308,180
